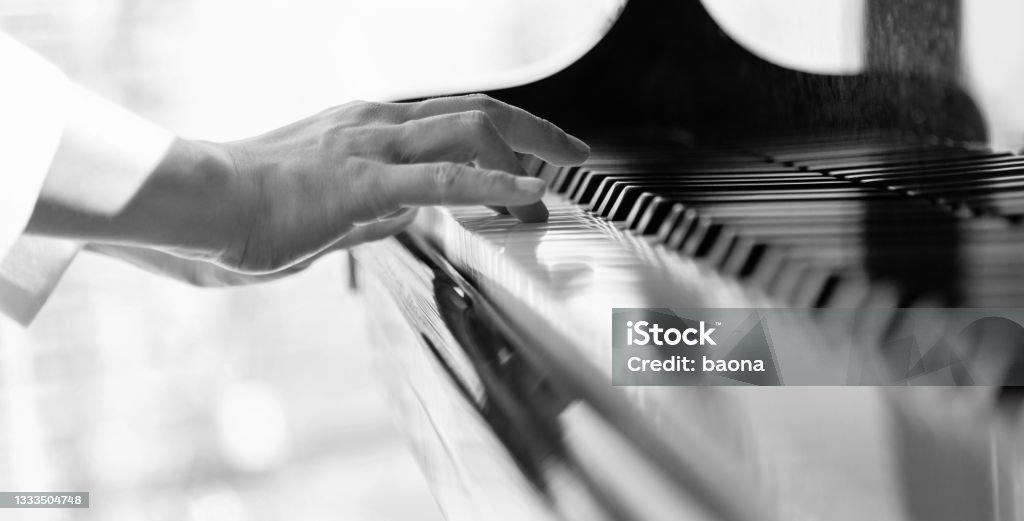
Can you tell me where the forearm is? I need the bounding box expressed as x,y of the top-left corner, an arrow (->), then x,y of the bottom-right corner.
24,86 -> 241,256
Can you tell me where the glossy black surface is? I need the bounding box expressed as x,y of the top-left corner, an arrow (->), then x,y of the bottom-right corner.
483,0 -> 984,142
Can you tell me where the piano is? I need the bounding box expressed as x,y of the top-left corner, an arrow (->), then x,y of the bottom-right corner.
352,1 -> 1024,519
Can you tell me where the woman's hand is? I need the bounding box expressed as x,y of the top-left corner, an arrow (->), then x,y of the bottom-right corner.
209,94 -> 589,273
28,93 -> 589,276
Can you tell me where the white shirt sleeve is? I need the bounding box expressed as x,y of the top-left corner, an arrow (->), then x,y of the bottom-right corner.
0,33 -> 78,326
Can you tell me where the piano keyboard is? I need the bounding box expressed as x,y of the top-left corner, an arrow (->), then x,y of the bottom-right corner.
524,133 -> 1024,309
389,132 -> 1024,390
358,133 -> 1024,521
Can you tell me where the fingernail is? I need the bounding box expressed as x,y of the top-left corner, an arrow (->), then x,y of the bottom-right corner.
514,176 -> 546,196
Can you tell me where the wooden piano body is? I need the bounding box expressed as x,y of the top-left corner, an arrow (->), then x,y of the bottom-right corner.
353,1 -> 1024,519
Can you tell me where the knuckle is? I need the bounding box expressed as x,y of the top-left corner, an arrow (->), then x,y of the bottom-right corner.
377,135 -> 404,162
355,126 -> 398,161
433,163 -> 464,199
339,100 -> 391,123
343,156 -> 372,177
362,187 -> 390,218
322,101 -> 357,119
467,93 -> 509,125
320,124 -> 353,148
324,126 -> 387,160
458,111 -> 501,147
467,93 -> 498,109
354,100 -> 383,117
459,110 -> 491,130
389,123 -> 419,162
363,176 -> 399,218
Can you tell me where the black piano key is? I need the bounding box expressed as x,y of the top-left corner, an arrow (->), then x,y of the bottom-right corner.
653,203 -> 686,243
527,136 -> 1024,309
810,272 -> 843,308
822,272 -> 874,308
599,183 -> 644,220
790,148 -> 1000,171
631,190 -> 904,205
521,154 -> 545,177
699,226 -> 739,268
664,209 -> 703,251
686,200 -> 936,218
745,246 -> 793,290
906,177 -> 1024,196
595,176 -> 849,219
717,235 -> 756,276
870,163 -> 1024,185
765,259 -> 815,302
573,165 -> 806,206
834,154 -> 1021,180
570,169 -> 643,204
863,170 -> 1024,192
725,240 -> 770,279
683,220 -> 724,258
592,177 -> 648,213
624,192 -> 660,231
551,165 -> 582,194
770,143 -> 936,163
791,267 -> 836,307
566,168 -> 596,202
536,161 -> 566,186
636,196 -> 696,236
619,178 -> 855,210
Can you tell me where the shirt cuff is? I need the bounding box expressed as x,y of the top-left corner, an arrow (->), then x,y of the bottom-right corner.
0,34 -> 73,326
0,236 -> 80,326
0,33 -> 68,264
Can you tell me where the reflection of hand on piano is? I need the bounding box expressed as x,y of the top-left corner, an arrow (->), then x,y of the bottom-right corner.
456,210 -> 597,298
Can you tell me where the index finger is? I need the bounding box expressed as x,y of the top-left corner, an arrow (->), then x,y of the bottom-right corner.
350,159 -> 548,223
407,94 -> 590,166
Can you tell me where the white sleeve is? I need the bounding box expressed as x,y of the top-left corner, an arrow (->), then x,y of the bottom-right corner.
0,33 -> 79,325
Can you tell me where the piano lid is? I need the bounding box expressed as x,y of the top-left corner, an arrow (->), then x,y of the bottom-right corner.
702,0 -> 1024,150
701,0 -> 866,75
476,0 -> 1024,151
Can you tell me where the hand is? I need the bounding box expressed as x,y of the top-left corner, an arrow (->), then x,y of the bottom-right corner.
202,94 -> 589,273
28,92 -> 589,276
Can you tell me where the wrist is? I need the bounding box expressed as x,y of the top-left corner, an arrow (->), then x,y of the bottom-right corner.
28,131 -> 246,258
151,138 -> 251,258
23,85 -> 253,258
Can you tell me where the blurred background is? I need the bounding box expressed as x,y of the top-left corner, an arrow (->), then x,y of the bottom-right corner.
0,0 -> 618,520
